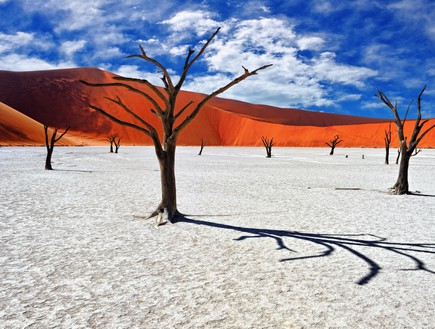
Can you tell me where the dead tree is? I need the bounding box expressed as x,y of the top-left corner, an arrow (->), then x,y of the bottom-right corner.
80,27 -> 272,222
114,136 -> 121,153
261,136 -> 274,158
44,125 -> 69,170
107,134 -> 117,152
326,134 -> 342,155
376,86 -> 435,194
384,122 -> 392,164
198,138 -> 205,155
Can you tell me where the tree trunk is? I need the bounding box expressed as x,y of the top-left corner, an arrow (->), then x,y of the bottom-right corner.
198,139 -> 204,155
45,147 -> 53,170
392,146 -> 410,194
266,147 -> 272,158
396,149 -> 400,164
156,142 -> 178,221
385,146 -> 389,165
329,146 -> 335,155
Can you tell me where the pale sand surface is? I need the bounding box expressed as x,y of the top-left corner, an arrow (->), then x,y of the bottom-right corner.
1,146 -> 434,328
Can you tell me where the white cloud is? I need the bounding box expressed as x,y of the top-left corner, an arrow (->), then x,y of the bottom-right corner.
0,32 -> 34,53
161,10 -> 220,37
0,54 -> 75,71
388,0 -> 435,41
61,40 -> 86,57
297,36 -> 325,51
160,12 -> 378,108
260,5 -> 270,13
18,0 -> 138,55
312,52 -> 377,88
312,1 -> 336,14
361,101 -> 387,109
337,94 -> 362,102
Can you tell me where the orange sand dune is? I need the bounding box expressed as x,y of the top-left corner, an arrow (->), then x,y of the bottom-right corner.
0,68 -> 434,147
0,102 -> 86,146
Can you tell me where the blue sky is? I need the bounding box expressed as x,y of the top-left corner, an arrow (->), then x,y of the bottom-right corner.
0,0 -> 434,118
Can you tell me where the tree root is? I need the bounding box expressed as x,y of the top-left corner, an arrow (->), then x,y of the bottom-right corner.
146,206 -> 184,224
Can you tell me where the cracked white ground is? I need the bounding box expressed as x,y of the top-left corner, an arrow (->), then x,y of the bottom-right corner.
1,146 -> 434,328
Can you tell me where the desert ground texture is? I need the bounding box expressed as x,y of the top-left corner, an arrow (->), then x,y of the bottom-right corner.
1,146 -> 434,328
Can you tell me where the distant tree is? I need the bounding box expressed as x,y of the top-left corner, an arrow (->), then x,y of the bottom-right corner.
395,149 -> 401,164
44,125 -> 69,170
376,86 -> 435,194
261,136 -> 274,158
114,136 -> 122,153
80,27 -> 272,222
384,122 -> 392,164
198,138 -> 205,156
107,134 -> 117,152
326,134 -> 342,155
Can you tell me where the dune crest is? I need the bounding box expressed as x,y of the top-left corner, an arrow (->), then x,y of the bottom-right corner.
0,68 -> 434,147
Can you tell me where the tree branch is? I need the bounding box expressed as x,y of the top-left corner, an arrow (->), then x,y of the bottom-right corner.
175,27 -> 221,91
402,98 -> 414,128
410,85 -> 427,145
89,104 -> 164,159
89,104 -> 151,136
79,80 -> 164,116
173,64 -> 272,138
174,101 -> 194,120
112,76 -> 169,107
54,127 -> 70,143
415,122 -> 435,147
376,88 -> 405,141
104,96 -> 160,140
126,45 -> 175,92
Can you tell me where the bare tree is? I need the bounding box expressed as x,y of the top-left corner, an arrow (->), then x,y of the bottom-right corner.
107,134 -> 117,152
261,136 -> 274,158
198,138 -> 205,156
44,125 -> 69,170
80,27 -> 272,221
376,86 -> 435,194
326,134 -> 342,155
384,122 -> 392,164
114,136 -> 121,153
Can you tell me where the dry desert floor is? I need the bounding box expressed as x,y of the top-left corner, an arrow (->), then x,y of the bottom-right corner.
1,146 -> 435,328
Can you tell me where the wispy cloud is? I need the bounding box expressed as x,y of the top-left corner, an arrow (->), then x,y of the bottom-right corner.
0,54 -> 74,71
61,40 -> 86,57
158,11 -> 377,108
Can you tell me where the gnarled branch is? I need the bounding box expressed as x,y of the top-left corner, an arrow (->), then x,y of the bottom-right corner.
173,64 -> 273,138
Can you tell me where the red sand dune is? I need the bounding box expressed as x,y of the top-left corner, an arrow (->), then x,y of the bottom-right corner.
0,102 -> 86,146
0,68 -> 434,148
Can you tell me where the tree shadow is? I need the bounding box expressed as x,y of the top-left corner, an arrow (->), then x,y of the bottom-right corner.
407,192 -> 435,197
177,216 -> 435,285
54,169 -> 94,173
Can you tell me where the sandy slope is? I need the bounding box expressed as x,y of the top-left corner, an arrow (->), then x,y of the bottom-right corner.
1,68 -> 434,147
0,102 -> 89,146
1,146 -> 434,328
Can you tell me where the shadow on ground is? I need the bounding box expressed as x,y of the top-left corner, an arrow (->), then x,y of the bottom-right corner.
178,216 -> 435,285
